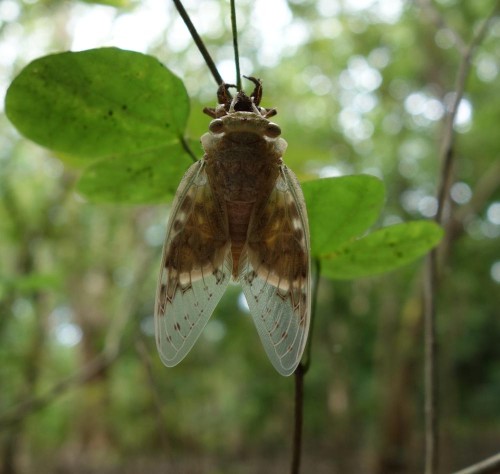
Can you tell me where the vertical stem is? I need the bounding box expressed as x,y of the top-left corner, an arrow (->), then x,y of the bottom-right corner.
452,452 -> 500,474
303,259 -> 321,372
421,4 -> 498,472
424,251 -> 438,474
291,364 -> 304,474
171,0 -> 224,86
230,0 -> 242,90
291,259 -> 321,474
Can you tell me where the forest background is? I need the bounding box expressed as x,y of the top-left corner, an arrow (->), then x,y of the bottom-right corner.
0,0 -> 499,473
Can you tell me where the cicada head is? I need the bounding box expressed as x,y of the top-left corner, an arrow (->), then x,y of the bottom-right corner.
203,76 -> 277,119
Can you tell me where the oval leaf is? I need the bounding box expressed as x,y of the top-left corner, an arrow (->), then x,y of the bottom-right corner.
321,221 -> 443,280
5,47 -> 189,160
302,175 -> 385,257
77,145 -> 192,203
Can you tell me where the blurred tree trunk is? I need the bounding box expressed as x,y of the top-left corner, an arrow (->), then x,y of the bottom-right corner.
1,295 -> 48,474
372,281 -> 422,474
0,186 -> 51,474
66,229 -> 118,465
73,289 -> 114,463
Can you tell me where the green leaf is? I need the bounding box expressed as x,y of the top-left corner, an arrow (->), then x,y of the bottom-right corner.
321,221 -> 443,280
77,145 -> 192,203
5,47 -> 189,160
302,175 -> 385,257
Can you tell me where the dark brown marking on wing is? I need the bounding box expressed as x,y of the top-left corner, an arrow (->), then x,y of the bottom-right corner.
163,171 -> 229,301
226,200 -> 254,277
245,176 -> 309,319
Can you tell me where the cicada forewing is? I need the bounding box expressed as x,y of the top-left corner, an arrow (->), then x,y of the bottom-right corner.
239,166 -> 311,376
155,160 -> 232,367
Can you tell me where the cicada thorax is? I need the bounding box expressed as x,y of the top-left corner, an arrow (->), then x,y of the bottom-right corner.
205,142 -> 281,277
201,78 -> 286,277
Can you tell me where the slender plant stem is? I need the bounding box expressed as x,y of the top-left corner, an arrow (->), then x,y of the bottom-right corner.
0,248 -> 155,431
422,4 -> 499,473
418,0 -> 467,54
135,338 -> 170,451
180,135 -> 198,163
0,351 -> 118,430
452,452 -> 500,474
230,0 -> 241,90
291,364 -> 304,474
424,251 -> 439,474
171,0 -> 224,86
291,259 -> 321,474
303,259 -> 321,372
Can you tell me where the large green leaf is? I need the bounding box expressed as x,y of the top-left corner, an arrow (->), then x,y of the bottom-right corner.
77,145 -> 192,203
321,221 -> 443,280
5,47 -> 192,203
5,47 -> 189,160
302,175 -> 385,257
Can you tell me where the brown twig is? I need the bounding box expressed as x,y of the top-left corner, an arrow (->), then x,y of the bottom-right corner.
417,0 -> 467,54
291,259 -> 321,474
291,363 -> 305,474
302,259 -> 321,373
451,452 -> 500,474
422,3 -> 499,473
450,160 -> 500,241
424,248 -> 439,474
230,0 -> 242,91
0,226 -> 156,431
171,0 -> 224,86
135,338 -> 170,451
179,135 -> 198,163
0,351 -> 118,430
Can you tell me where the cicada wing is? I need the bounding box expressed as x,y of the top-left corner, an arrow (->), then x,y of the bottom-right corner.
239,166 -> 311,376
155,160 -> 232,367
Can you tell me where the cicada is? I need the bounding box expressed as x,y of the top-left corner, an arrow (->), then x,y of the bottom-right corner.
154,77 -> 310,375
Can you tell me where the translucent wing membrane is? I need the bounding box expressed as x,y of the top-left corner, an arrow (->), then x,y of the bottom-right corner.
239,166 -> 311,375
155,160 -> 232,366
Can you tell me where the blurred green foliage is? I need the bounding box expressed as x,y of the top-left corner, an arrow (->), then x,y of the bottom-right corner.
1,0 -> 499,473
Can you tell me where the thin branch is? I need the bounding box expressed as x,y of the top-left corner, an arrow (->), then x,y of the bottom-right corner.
230,0 -> 241,91
0,239 -> 156,431
0,351 -> 118,430
302,258 -> 321,372
416,0 -> 467,54
135,338 -> 170,451
452,452 -> 500,474
435,7 -> 498,223
291,364 -> 304,474
422,4 -> 499,474
451,160 -> 500,240
291,258 -> 321,474
180,135 -> 198,163
423,251 -> 439,474
171,0 -> 224,86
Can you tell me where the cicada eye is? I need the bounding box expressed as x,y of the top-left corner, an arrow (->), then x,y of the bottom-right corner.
209,119 -> 225,134
264,123 -> 281,138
